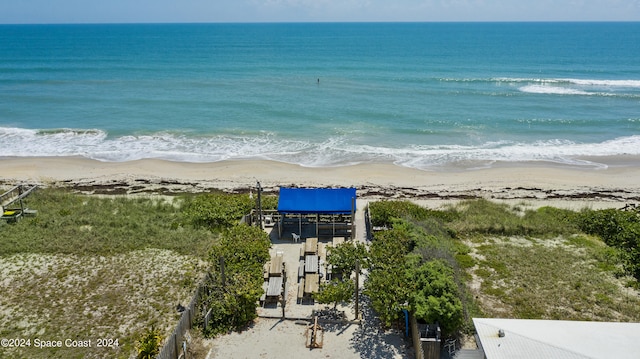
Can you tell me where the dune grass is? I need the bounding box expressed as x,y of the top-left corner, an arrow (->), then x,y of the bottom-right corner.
0,188 -> 215,257
451,200 -> 640,322
0,188 -> 217,359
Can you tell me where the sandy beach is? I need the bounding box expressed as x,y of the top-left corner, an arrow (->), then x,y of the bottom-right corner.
1,156 -> 640,209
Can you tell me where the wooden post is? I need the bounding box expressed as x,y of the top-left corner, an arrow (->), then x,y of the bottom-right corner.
257,181 -> 263,230
18,186 -> 24,214
281,265 -> 286,318
355,259 -> 360,320
281,290 -> 286,318
351,197 -> 355,240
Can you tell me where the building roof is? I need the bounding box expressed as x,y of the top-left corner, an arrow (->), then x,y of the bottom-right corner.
277,187 -> 356,214
473,318 -> 640,359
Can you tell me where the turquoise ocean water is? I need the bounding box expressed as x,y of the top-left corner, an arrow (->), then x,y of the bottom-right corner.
1,22 -> 639,170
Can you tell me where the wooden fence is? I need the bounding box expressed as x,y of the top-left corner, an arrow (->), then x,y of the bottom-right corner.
156,285 -> 202,359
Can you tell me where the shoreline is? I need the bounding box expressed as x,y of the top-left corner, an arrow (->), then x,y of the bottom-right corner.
1,156 -> 639,209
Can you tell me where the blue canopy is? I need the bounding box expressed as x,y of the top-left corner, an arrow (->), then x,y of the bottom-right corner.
277,187 -> 356,214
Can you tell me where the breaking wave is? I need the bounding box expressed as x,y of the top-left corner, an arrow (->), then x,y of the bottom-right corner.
2,126 -> 640,170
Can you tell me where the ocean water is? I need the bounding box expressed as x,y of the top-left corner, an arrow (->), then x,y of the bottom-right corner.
1,22 -> 639,170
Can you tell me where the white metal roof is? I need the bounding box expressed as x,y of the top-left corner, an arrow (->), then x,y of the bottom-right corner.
473,318 -> 640,359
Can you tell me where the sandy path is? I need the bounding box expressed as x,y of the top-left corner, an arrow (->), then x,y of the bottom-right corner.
206,309 -> 409,359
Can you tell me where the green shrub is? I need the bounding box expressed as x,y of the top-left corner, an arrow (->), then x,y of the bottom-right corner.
577,209 -> 640,280
135,327 -> 163,359
259,194 -> 279,210
369,200 -> 456,228
407,260 -> 464,337
577,209 -> 639,248
365,224 -> 413,327
326,241 -> 368,278
203,224 -> 270,335
183,193 -> 254,229
367,200 -> 472,335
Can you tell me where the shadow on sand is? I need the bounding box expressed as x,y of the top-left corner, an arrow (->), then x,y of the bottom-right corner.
316,296 -> 409,359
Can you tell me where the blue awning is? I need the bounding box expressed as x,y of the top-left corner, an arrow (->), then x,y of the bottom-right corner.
277,187 -> 356,214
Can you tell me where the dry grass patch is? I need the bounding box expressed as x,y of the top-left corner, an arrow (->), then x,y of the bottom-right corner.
466,234 -> 640,322
0,249 -> 206,359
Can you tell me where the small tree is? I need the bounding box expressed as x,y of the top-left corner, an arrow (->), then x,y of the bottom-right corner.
314,278 -> 355,309
326,241 -> 368,279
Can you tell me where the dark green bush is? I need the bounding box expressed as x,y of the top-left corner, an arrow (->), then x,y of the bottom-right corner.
203,224 -> 270,335
577,209 -> 640,280
407,259 -> 464,337
577,209 -> 639,248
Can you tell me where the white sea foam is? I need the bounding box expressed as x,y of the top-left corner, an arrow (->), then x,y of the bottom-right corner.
562,79 -> 640,88
441,77 -> 640,96
2,127 -> 640,170
492,77 -> 640,88
518,85 -> 593,95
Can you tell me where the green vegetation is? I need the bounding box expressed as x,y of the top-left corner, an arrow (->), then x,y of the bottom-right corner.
369,199 -> 458,228
314,241 -> 367,309
200,225 -> 271,336
181,192 -> 278,229
366,199 -> 640,338
406,258 -> 464,336
365,204 -> 470,336
0,188 -> 276,357
5,187 -> 639,355
182,192 -> 255,229
135,327 -> 163,359
576,208 -> 640,282
470,236 -> 638,320
0,188 -> 215,257
449,199 -> 579,237
0,188 -> 217,359
325,241 -> 368,279
314,278 -> 356,310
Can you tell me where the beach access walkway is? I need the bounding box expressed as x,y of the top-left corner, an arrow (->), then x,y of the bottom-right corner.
257,199 -> 371,320
207,198 -> 409,359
